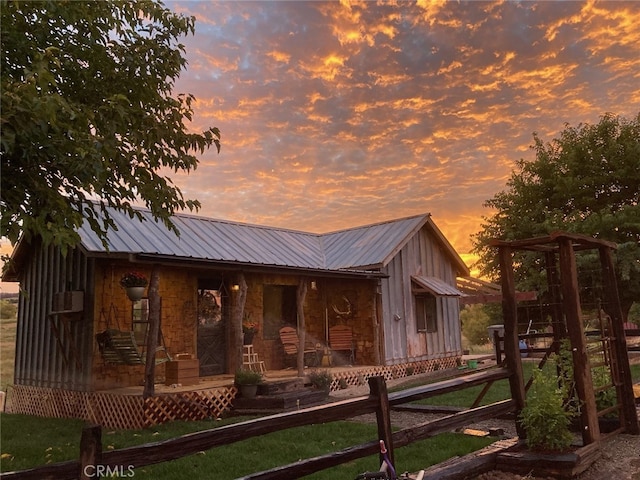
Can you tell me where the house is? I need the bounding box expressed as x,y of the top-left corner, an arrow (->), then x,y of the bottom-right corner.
3,207 -> 469,425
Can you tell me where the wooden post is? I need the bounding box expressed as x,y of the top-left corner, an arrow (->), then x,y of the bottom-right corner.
143,264 -> 160,399
232,273 -> 248,373
599,247 -> 639,434
544,251 -> 567,341
79,424 -> 102,480
558,238 -> 600,444
369,376 -> 394,469
296,279 -> 308,377
497,245 -> 527,437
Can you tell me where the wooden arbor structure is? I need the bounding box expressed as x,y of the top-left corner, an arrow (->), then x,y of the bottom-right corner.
491,232 -> 639,445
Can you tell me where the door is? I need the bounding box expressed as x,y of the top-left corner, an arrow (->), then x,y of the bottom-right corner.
197,283 -> 227,376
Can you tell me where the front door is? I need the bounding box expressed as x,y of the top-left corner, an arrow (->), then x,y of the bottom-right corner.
197,283 -> 227,376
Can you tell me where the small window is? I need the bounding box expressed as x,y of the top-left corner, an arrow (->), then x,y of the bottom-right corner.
416,294 -> 437,333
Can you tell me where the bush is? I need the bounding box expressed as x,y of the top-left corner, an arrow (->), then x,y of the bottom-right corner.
460,304 -> 494,345
234,369 -> 262,385
518,347 -> 577,451
308,369 -> 333,391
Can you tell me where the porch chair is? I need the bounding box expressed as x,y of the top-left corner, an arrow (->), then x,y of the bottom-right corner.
279,326 -> 317,367
329,324 -> 355,365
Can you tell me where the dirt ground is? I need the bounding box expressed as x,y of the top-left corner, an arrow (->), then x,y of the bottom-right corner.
331,368 -> 640,480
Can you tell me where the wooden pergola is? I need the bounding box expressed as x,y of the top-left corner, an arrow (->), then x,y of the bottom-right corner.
490,231 -> 639,445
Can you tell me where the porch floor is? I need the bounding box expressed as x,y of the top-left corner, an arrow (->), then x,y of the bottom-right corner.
96,365 -> 370,396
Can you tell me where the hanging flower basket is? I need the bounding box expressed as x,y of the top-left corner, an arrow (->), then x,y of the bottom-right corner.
125,286 -> 146,301
120,271 -> 148,301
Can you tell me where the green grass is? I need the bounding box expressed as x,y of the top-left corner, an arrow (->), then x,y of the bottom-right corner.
0,413 -> 493,478
0,317 -> 16,391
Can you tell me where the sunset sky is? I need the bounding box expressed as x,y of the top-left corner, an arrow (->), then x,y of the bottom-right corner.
2,1 -> 640,293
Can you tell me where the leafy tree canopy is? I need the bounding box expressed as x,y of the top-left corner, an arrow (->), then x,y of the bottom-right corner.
1,0 -> 220,252
473,112 -> 640,319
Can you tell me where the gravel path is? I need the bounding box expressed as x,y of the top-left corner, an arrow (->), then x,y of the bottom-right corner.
329,371 -> 640,480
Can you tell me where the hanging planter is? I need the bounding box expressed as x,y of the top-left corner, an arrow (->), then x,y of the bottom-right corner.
120,271 -> 148,302
125,286 -> 146,301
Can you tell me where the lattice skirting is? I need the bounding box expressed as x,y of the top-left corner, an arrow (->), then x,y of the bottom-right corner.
5,357 -> 458,429
6,384 -> 237,430
328,356 -> 459,390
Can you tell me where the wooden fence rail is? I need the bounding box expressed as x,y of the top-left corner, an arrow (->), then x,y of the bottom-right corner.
1,368 -> 514,480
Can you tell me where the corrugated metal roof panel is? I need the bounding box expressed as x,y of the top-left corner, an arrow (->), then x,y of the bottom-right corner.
411,275 -> 463,296
78,208 -> 326,269
74,207 -> 466,276
322,215 -> 428,269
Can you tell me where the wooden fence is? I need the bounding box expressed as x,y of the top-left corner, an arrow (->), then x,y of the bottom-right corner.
1,368 -> 514,480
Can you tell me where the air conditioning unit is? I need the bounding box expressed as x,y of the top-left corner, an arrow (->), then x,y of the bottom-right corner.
52,291 -> 84,313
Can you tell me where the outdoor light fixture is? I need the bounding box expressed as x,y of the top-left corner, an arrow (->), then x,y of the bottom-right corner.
231,284 -> 240,291
310,281 -> 317,290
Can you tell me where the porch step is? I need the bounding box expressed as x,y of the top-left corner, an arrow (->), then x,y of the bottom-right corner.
257,378 -> 304,396
233,388 -> 329,414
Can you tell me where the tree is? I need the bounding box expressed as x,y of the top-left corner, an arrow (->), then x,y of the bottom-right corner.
473,112 -> 640,321
1,1 -> 220,252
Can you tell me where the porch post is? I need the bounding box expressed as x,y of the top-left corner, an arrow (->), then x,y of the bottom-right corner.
296,278 -> 308,376
143,264 -> 160,399
232,273 -> 247,373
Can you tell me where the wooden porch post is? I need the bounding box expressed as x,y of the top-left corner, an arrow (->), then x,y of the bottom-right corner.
558,238 -> 600,445
232,273 -> 247,373
296,278 -> 308,377
497,245 -> 527,437
599,246 -> 639,434
143,264 -> 160,399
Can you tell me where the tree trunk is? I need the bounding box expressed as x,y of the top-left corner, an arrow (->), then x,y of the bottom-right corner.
232,273 -> 247,372
143,264 -> 161,399
296,279 -> 308,377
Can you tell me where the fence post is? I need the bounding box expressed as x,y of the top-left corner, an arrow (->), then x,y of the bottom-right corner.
369,376 -> 394,469
79,424 -> 102,480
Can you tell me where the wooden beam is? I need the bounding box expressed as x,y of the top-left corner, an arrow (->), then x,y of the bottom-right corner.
558,238 -> 600,445
143,265 -> 161,399
599,247 -> 639,434
497,245 -> 527,438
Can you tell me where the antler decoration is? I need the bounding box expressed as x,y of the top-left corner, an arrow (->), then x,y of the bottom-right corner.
332,296 -> 352,317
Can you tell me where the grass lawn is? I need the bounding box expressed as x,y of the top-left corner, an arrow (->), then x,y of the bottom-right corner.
0,318 -> 16,391
0,413 -> 493,478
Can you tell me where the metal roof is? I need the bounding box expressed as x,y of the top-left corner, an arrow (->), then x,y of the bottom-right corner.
412,275 -> 464,296
3,206 -> 468,278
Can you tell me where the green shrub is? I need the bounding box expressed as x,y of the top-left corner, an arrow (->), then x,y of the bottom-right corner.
234,369 -> 262,385
308,370 -> 333,391
519,349 -> 577,452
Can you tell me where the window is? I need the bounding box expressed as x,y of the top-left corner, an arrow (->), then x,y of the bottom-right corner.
416,293 -> 437,333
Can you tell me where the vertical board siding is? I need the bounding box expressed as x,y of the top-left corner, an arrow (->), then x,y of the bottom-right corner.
14,242 -> 93,391
382,225 -> 462,365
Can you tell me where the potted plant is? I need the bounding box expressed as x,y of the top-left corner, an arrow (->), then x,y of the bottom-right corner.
234,369 -> 263,398
242,315 -> 259,345
119,271 -> 148,301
